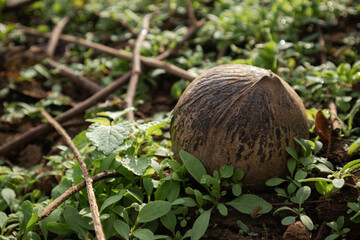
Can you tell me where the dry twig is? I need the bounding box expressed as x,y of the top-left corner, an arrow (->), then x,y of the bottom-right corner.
125,13 -> 154,121
38,170 -> 121,221
0,72 -> 131,156
17,24 -> 196,81
47,17 -> 70,58
40,109 -> 106,240
328,99 -> 341,133
46,59 -> 122,103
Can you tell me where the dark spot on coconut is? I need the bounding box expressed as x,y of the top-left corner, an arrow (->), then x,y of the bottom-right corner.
276,128 -> 281,139
236,146 -> 244,161
260,153 -> 266,164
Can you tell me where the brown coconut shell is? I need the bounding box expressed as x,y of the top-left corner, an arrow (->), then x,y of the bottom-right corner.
170,64 -> 309,190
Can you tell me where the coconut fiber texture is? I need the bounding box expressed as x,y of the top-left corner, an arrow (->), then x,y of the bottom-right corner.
170,64 -> 309,190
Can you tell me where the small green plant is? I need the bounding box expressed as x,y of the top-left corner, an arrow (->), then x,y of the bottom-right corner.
236,220 -> 259,237
179,150 -> 272,239
325,216 -> 350,240
299,158 -> 360,197
266,138 -> 332,199
273,186 -> 314,230
347,196 -> 360,223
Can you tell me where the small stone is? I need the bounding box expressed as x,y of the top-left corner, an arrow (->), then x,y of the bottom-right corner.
283,221 -> 311,240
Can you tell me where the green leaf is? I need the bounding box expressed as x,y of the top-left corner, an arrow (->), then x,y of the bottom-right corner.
63,205 -> 87,239
232,168 -> 244,182
145,120 -> 168,137
294,169 -> 308,180
100,190 -> 126,213
287,158 -> 297,176
236,220 -> 249,233
26,231 -> 41,240
226,194 -> 272,215
120,156 -> 152,175
281,216 -> 296,226
133,228 -> 154,240
98,108 -> 135,122
143,178 -> 154,198
300,214 -> 314,230
26,210 -> 38,234
232,183 -> 242,196
137,201 -> 171,223
194,190 -> 203,207
336,216 -> 344,229
295,186 -> 311,205
1,188 -> 16,206
171,197 -> 197,207
325,233 -> 341,240
340,159 -> 360,173
265,178 -> 286,186
273,206 -> 297,215
348,139 -> 360,155
314,141 -> 323,155
167,180 -> 180,202
217,203 -> 228,216
332,179 -> 345,188
86,121 -> 132,155
39,209 -> 61,240
155,180 -> 171,201
191,210 -> 211,240
0,211 -> 8,230
114,219 -> 130,240
220,165 -> 234,178
46,222 -> 74,236
160,210 -> 177,233
19,200 -> 33,235
286,147 -> 298,160
180,150 -> 207,184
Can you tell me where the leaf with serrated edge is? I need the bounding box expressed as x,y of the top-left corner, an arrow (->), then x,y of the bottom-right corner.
86,121 -> 132,155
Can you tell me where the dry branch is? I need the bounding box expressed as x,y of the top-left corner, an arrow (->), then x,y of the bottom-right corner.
125,13 -> 153,121
38,170 -> 120,221
47,17 -> 70,58
41,109 -> 106,239
328,99 -> 341,132
17,24 -> 196,81
46,59 -> 122,104
0,72 -> 131,156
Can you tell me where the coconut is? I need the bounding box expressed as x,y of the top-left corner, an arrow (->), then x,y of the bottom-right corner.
170,64 -> 309,190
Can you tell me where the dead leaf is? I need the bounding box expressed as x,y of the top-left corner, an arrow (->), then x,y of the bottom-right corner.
315,109 -> 330,142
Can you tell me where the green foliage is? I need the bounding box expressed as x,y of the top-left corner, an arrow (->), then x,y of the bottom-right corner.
266,138 -> 332,199
179,150 -> 272,239
325,216 -> 350,240
1,0 -> 360,238
273,186 -> 314,230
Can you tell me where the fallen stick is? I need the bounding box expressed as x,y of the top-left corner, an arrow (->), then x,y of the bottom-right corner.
47,17 -> 70,58
0,72 -> 131,156
38,170 -> 120,221
328,99 -> 341,133
41,109 -> 105,240
46,59 -> 122,103
125,13 -> 154,121
16,24 -> 196,81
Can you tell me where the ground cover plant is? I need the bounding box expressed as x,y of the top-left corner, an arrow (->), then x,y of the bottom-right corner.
0,0 -> 360,239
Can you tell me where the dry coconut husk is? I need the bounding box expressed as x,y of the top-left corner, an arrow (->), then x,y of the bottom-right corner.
170,64 -> 309,190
